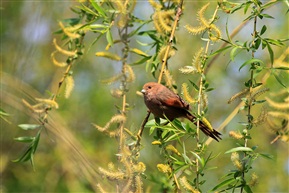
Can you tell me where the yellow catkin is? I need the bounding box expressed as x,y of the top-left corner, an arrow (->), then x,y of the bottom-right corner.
249,173 -> 258,187
185,24 -> 207,35
201,92 -> 208,109
58,21 -> 81,39
65,76 -> 74,99
92,114 -> 126,132
35,98 -> 59,109
166,144 -> 181,156
157,11 -> 172,32
125,64 -> 135,83
114,0 -> 126,14
135,175 -> 143,193
192,47 -> 204,73
51,51 -> 67,67
108,162 -> 115,171
133,162 -> 146,173
164,69 -> 175,92
231,152 -> 243,171
96,183 -> 107,193
157,164 -> 172,174
182,83 -> 196,104
250,88 -> 269,103
179,66 -> 198,74
252,107 -> 268,125
228,88 -> 250,104
209,24 -> 222,41
229,131 -> 243,140
151,140 -> 162,145
266,97 -> 289,110
153,12 -> 163,33
268,111 -> 289,120
117,13 -> 127,28
198,3 -> 210,28
52,38 -> 77,56
101,73 -> 123,85
98,167 -> 125,180
148,0 -> 162,10
111,89 -> 123,98
95,51 -> 122,61
180,176 -> 200,193
128,0 -> 137,13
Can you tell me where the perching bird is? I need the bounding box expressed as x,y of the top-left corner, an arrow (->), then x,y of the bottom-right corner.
141,82 -> 221,141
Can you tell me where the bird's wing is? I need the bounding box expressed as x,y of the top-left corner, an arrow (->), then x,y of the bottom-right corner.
162,94 -> 190,110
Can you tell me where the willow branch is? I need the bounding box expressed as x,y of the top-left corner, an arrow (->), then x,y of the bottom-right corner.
157,0 -> 183,83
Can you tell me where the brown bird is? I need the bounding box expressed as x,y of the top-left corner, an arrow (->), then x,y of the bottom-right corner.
141,82 -> 221,141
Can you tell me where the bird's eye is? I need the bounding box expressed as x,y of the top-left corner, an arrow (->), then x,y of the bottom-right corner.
148,86 -> 151,89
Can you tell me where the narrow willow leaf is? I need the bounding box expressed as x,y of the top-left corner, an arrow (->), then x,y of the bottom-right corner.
209,45 -> 232,57
239,58 -> 264,71
14,136 -> 35,143
90,0 -> 106,17
273,72 -> 287,88
266,42 -> 274,65
244,185 -> 253,193
129,48 -> 148,57
18,124 -> 41,130
95,52 -> 121,61
274,67 -> 289,70
230,47 -> 239,61
106,30 -> 113,46
211,178 -> 235,191
12,146 -> 33,163
260,25 -> 267,35
225,147 -> 253,154
191,151 -> 205,167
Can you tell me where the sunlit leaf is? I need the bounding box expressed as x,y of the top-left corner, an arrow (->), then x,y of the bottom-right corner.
18,124 -> 41,130
225,147 -> 253,154
14,136 -> 35,143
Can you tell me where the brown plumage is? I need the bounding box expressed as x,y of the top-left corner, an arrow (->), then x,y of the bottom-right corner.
141,82 -> 221,141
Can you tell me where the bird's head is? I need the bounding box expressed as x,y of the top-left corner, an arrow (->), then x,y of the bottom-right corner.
141,82 -> 159,95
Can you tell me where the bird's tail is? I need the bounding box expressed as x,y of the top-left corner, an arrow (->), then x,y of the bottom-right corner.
186,113 -> 222,142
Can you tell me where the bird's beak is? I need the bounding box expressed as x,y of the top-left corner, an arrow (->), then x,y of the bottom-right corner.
141,89 -> 146,94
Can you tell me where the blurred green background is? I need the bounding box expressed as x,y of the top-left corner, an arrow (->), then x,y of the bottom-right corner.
1,1 -> 288,192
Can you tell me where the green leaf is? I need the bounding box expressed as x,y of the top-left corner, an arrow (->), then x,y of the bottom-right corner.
259,153 -> 274,160
273,72 -> 287,88
260,25 -> 267,35
225,147 -> 253,154
266,42 -> 274,65
18,124 -> 41,130
129,48 -> 148,57
191,151 -> 205,168
273,66 -> 289,70
244,185 -> 253,193
131,56 -> 151,65
230,46 -> 239,61
89,0 -> 106,17
239,58 -> 264,71
12,146 -> 33,163
260,13 -> 274,19
32,130 -> 41,154
61,18 -> 80,26
14,136 -> 35,143
211,177 -> 235,191
209,46 -> 232,57
106,30 -> 113,46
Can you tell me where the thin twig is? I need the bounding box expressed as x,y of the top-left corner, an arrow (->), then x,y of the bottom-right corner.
157,0 -> 183,84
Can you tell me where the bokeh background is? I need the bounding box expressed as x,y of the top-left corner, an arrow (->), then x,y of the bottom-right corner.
1,1 -> 288,192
